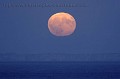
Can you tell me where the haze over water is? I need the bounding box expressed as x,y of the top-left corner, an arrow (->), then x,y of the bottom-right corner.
0,61 -> 120,79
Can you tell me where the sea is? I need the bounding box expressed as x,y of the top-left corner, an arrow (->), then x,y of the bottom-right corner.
0,61 -> 120,79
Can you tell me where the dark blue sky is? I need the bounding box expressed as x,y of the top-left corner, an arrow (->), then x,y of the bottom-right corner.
0,0 -> 120,61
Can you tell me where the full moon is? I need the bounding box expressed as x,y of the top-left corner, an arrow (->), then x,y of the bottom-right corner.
48,12 -> 76,36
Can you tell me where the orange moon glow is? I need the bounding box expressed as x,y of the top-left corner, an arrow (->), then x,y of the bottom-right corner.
48,12 -> 76,36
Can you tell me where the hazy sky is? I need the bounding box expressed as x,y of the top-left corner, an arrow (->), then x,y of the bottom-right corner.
0,0 -> 120,61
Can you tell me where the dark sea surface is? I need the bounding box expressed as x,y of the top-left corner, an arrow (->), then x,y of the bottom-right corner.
0,61 -> 120,79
